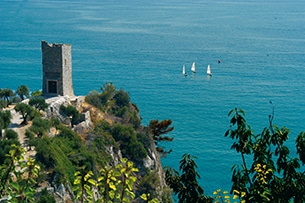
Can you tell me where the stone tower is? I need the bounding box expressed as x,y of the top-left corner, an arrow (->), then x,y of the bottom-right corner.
41,40 -> 74,97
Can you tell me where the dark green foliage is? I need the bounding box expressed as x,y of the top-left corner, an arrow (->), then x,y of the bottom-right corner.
84,83 -> 148,164
138,170 -> 160,199
0,110 -> 11,137
26,129 -> 35,141
25,129 -> 35,149
29,97 -> 48,111
115,106 -> 128,117
225,107 -> 305,202
165,154 -> 212,203
128,111 -> 141,129
0,130 -> 20,165
111,124 -> 147,163
34,136 -> 55,168
34,134 -> 75,184
36,188 -> 56,203
84,84 -> 115,110
296,132 -> 305,165
136,131 -> 152,150
0,143 -> 21,196
33,124 -> 96,184
14,103 -> 36,125
60,104 -> 81,127
55,126 -> 94,171
5,129 -> 18,140
149,120 -> 174,143
56,125 -> 82,147
16,85 -> 30,100
31,89 -> 42,97
0,84 -> 169,201
29,117 -> 50,137
0,100 -> 7,109
0,88 -> 14,107
114,89 -> 130,107
92,121 -> 116,146
85,90 -> 102,109
50,117 -> 60,128
149,119 -> 174,156
88,121 -> 117,166
120,110 -> 142,130
85,83 -> 133,118
100,82 -> 116,105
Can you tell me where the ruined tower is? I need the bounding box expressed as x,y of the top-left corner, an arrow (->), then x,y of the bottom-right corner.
41,40 -> 74,97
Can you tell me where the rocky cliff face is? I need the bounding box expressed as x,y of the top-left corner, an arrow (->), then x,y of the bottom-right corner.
44,95 -> 171,202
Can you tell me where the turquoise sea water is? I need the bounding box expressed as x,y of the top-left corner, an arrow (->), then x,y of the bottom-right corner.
1,0 -> 305,195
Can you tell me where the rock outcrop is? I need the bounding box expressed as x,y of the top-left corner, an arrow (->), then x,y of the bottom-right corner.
42,95 -> 170,202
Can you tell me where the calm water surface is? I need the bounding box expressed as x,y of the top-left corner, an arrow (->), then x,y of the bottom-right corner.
1,0 -> 305,195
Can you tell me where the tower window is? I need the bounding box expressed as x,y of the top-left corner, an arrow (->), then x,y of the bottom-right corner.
48,81 -> 57,93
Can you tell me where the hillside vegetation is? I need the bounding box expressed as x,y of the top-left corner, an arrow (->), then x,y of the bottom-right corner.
0,83 -> 172,202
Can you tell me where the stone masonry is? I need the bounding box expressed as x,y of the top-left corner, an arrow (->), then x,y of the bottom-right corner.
41,41 -> 74,97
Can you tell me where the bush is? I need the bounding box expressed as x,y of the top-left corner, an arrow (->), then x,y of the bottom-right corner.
85,90 -> 102,109
0,137 -> 20,165
29,97 -> 48,111
36,188 -> 56,203
111,124 -> 147,162
60,105 -> 81,126
5,129 -> 18,140
114,89 -> 130,107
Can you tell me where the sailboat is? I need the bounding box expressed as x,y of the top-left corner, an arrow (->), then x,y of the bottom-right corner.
182,65 -> 187,76
206,64 -> 212,76
191,62 -> 196,73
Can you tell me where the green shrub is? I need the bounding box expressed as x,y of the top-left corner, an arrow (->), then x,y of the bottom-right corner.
111,124 -> 147,162
5,129 -> 18,140
36,188 -> 56,203
114,89 -> 130,107
29,97 -> 48,111
114,106 -> 128,117
139,170 -> 160,198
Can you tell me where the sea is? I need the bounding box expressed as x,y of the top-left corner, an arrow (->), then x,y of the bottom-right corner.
1,0 -> 305,196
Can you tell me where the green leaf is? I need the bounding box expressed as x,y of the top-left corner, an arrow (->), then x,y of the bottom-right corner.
74,177 -> 81,185
97,176 -> 105,182
10,181 -> 20,191
84,171 -> 94,181
88,178 -> 96,186
109,182 -> 116,190
140,194 -> 148,201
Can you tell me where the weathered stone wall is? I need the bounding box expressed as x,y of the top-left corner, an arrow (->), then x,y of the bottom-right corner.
61,43 -> 74,97
42,41 -> 74,97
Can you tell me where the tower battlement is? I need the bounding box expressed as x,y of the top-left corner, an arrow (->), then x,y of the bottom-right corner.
41,41 -> 74,97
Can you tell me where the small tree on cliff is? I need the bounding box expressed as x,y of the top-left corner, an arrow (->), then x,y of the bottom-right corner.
149,119 -> 174,156
16,85 -> 30,101
29,97 -> 48,111
60,105 -> 80,127
14,103 -> 36,125
0,88 -> 14,107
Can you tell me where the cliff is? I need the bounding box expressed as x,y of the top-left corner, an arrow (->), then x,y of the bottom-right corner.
37,92 -> 171,202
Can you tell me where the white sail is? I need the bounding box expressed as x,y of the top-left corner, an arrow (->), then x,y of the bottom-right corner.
207,64 -> 212,76
182,65 -> 187,76
191,62 -> 196,73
